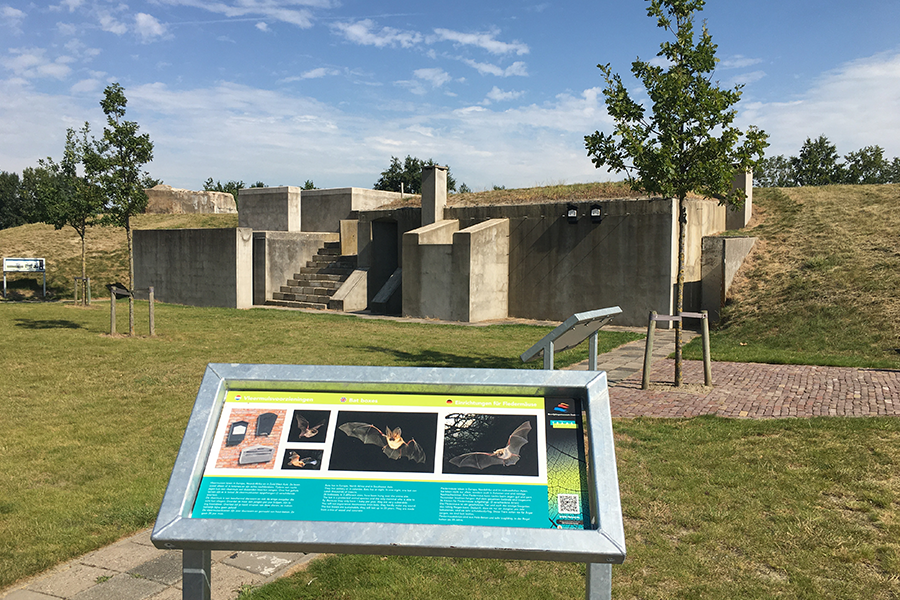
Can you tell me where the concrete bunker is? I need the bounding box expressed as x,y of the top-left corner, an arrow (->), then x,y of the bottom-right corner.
134,170 -> 754,326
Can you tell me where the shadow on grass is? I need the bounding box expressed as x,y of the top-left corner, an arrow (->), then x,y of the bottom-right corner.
361,346 -> 527,370
14,318 -> 84,330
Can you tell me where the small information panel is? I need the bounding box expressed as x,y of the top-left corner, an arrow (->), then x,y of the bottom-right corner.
152,364 -> 625,566
194,390 -> 591,530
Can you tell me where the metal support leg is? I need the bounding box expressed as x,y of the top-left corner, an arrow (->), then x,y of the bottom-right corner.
642,311 -> 657,389
183,549 -> 211,600
543,340 -> 555,370
589,331 -> 598,371
586,563 -> 611,600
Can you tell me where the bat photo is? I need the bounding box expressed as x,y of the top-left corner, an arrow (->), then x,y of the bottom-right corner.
449,421 -> 532,469
287,451 -> 318,468
294,413 -> 326,438
338,422 -> 426,463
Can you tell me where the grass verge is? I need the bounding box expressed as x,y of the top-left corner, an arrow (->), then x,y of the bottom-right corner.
0,301 -> 640,589
685,184 -> 900,369
240,416 -> 900,600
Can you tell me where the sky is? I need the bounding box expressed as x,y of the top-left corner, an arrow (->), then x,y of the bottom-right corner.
1,0 -> 899,191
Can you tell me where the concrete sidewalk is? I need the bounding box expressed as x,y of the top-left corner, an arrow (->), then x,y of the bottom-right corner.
1,529 -> 315,600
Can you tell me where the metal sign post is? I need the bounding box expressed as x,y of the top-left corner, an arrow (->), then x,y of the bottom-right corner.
520,307 -> 622,371
153,365 -> 625,600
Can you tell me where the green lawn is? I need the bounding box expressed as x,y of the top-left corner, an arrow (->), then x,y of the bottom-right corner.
0,301 -> 640,589
242,417 -> 900,600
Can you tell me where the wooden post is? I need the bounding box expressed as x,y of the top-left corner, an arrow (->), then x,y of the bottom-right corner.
85,278 -> 91,306
642,311 -> 656,390
110,289 -> 116,335
701,310 -> 712,386
149,286 -> 155,337
74,278 -> 79,304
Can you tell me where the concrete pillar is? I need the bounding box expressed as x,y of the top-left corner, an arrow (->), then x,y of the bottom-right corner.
421,165 -> 448,226
726,169 -> 753,230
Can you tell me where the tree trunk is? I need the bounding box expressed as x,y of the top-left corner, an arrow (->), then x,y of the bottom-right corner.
674,197 -> 686,386
80,228 -> 87,306
127,219 -> 135,336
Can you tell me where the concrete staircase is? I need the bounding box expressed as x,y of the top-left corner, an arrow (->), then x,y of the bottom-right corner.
268,242 -> 357,310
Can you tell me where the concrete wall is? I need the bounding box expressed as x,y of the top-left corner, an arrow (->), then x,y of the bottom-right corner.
452,218 -> 509,322
134,228 -> 253,309
144,185 -> 237,214
680,198 -> 728,313
402,219 -> 509,322
239,187 -> 301,231
358,207 -> 421,307
447,200 -> 677,326
402,220 -> 459,319
701,236 -> 757,323
300,188 -> 402,233
252,231 -> 339,305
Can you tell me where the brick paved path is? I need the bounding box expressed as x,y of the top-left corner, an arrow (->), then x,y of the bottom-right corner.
610,359 -> 900,418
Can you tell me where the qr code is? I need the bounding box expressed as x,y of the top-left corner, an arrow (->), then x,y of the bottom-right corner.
557,494 -> 581,515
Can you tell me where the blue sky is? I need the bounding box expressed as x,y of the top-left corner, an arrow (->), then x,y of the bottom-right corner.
2,0 -> 899,191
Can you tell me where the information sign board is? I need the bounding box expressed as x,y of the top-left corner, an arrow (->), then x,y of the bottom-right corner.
152,364 -> 625,566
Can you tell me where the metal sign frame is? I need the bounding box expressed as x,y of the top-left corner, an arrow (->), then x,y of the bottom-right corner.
521,307 -> 622,370
152,364 -> 625,599
2,257 -> 46,298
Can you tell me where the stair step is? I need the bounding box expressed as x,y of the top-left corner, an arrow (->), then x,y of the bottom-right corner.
267,299 -> 329,310
272,292 -> 333,303
270,243 -> 358,311
279,285 -> 336,296
292,271 -> 348,281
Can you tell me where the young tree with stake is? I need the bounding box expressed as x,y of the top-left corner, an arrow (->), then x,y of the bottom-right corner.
584,0 -> 767,385
85,83 -> 155,335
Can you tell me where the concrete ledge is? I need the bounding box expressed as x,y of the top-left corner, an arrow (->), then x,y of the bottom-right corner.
329,269 -> 368,312
701,236 -> 756,322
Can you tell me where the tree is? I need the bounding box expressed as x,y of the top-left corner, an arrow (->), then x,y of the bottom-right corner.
40,124 -> 105,305
85,83 -> 154,335
755,154 -> 795,187
373,156 -> 457,194
791,135 -> 842,186
0,171 -> 22,230
584,0 -> 767,385
843,145 -> 887,184
302,180 -> 317,190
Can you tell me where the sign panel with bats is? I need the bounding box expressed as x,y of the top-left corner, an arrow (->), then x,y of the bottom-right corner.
152,364 -> 625,565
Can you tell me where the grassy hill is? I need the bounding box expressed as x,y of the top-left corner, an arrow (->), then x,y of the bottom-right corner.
687,184 -> 900,369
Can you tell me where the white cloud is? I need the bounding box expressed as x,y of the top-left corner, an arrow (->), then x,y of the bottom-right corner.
255,21 -> 269,31
414,68 -> 451,87
331,19 -> 423,48
743,51 -> 900,158
278,67 -> 340,82
719,55 -> 763,69
1,47 -> 73,79
463,59 -> 528,77
2,5 -> 26,31
485,86 -> 524,103
55,0 -> 84,12
135,13 -> 167,42
432,28 -> 529,56
71,77 -> 103,94
98,12 -> 127,35
156,0 -> 325,28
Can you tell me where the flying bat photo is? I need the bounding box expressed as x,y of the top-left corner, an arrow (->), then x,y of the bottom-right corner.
329,411 -> 436,473
443,414 -> 539,477
282,449 -> 323,470
288,410 -> 330,443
